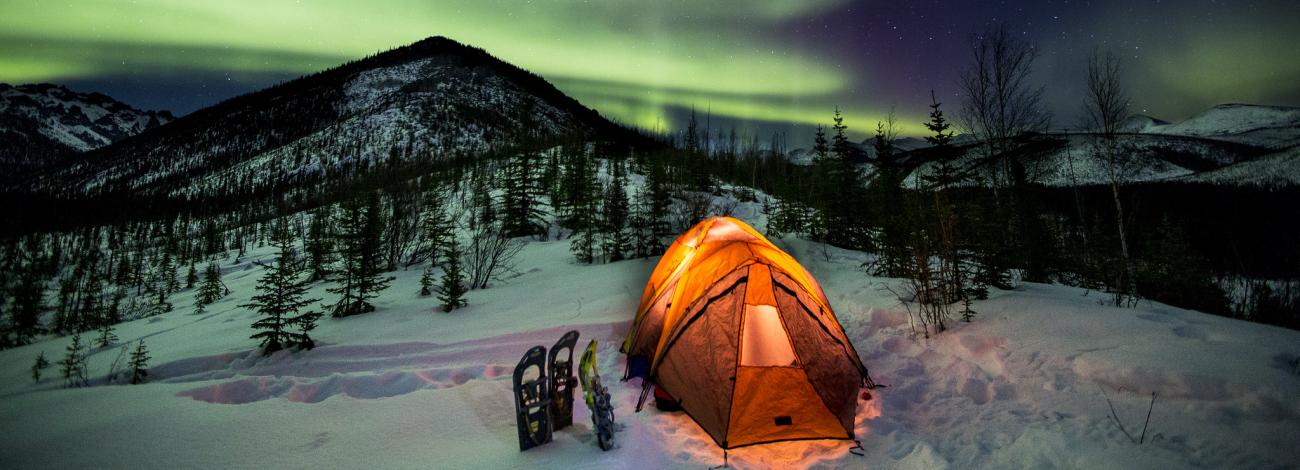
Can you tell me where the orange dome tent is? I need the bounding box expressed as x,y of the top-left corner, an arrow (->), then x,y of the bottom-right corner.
622,216 -> 873,449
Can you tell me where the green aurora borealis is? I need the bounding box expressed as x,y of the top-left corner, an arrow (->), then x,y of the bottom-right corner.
2,0 -> 1298,140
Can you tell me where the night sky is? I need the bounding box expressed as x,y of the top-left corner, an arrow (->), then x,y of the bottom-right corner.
2,0 -> 1297,141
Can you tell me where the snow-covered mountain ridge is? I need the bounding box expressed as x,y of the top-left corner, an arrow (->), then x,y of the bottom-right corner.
1148,103 -> 1300,148
797,103 -> 1300,188
0,83 -> 171,176
22,37 -> 634,199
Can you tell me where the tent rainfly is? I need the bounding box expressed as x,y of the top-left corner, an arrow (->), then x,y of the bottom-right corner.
622,216 -> 874,449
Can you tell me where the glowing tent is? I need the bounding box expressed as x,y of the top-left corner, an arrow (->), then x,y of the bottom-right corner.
622,217 -> 872,449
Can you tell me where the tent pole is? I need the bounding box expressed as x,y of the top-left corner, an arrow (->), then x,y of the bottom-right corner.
634,381 -> 652,412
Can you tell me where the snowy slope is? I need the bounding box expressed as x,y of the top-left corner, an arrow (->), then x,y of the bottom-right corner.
1180,145 -> 1300,188
27,37 -> 628,199
1147,104 -> 1300,149
882,104 -> 1300,188
1119,114 -> 1170,133
1,209 -> 1296,468
0,83 -> 171,173
902,132 -> 1265,188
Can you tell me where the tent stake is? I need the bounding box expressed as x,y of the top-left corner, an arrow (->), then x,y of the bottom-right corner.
849,439 -> 865,456
708,449 -> 728,469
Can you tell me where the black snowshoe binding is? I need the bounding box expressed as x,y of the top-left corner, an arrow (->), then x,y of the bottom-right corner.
579,338 -> 616,451
513,345 -> 552,451
548,330 -> 580,431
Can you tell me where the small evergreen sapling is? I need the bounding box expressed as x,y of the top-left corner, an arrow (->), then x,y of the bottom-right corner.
437,240 -> 468,312
31,351 -> 49,382
129,340 -> 150,384
96,321 -> 118,348
195,263 -> 226,313
185,263 -> 198,289
419,264 -> 436,297
60,334 -> 88,387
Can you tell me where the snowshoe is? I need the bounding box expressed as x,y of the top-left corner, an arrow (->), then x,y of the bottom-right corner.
548,330 -> 580,430
513,345 -> 552,451
578,338 -> 616,451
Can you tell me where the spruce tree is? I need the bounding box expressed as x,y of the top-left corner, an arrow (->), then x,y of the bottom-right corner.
157,251 -> 178,298
53,277 -> 78,334
471,166 -> 497,227
129,340 -> 150,384
830,107 -> 852,162
10,244 -> 47,345
870,117 -> 912,276
437,239 -> 468,312
763,198 -> 783,239
144,252 -> 175,316
415,189 -> 453,267
194,263 -> 226,313
637,157 -> 673,254
918,91 -> 979,319
684,108 -> 701,154
817,108 -> 870,248
629,186 -> 655,258
106,286 -> 125,325
113,252 -> 133,290
600,161 -> 631,262
244,221 -> 321,354
78,269 -> 105,333
419,264 -> 436,297
60,333 -> 88,387
329,193 -> 392,317
147,284 -> 173,317
96,321 -> 117,348
541,148 -> 563,205
556,148 -> 585,227
808,124 -> 833,240
569,154 -> 600,263
31,351 -> 49,382
1137,217 -> 1226,314
184,263 -> 198,289
765,195 -> 807,239
501,152 -> 549,239
304,206 -> 336,282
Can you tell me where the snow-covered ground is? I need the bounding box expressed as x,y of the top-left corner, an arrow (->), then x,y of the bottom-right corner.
2,222 -> 1298,468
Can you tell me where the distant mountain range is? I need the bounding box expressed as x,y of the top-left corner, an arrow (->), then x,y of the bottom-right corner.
12,36 -> 636,200
5,36 -> 1299,197
0,83 -> 172,178
788,103 -> 1300,189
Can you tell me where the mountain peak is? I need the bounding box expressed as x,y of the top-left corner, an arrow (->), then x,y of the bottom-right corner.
25,36 -> 637,198
1146,103 -> 1300,148
0,83 -> 172,178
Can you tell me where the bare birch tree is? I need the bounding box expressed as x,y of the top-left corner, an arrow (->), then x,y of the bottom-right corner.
957,23 -> 1052,282
1083,49 -> 1137,306
957,23 -> 1050,187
